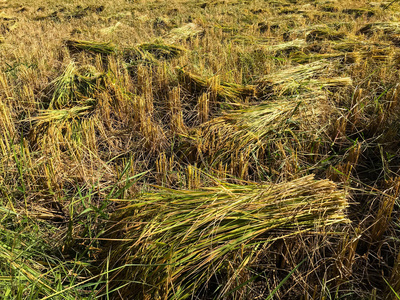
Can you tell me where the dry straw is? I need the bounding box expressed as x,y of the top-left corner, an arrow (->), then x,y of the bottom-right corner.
105,175 -> 349,299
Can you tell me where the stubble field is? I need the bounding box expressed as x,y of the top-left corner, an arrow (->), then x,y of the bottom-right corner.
1,0 -> 400,299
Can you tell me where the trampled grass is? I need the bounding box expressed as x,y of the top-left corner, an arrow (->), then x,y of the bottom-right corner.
1,0 -> 400,299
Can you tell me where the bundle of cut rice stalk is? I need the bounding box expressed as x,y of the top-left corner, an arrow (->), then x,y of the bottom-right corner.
264,39 -> 307,55
290,49 -> 393,64
137,43 -> 186,59
358,22 -> 400,36
331,39 -> 392,52
105,175 -> 349,299
123,42 -> 186,65
164,23 -> 205,44
49,62 -> 105,109
184,92 -> 332,179
28,100 -> 97,140
64,39 -> 116,55
257,61 -> 332,95
177,68 -> 256,103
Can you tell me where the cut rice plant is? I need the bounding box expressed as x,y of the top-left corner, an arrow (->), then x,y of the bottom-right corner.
137,43 -> 186,59
183,92 -> 333,180
289,49 -> 393,64
104,175 -> 349,299
257,61 -> 332,95
28,101 -> 97,143
358,22 -> 400,45
122,43 -> 185,68
64,39 -> 116,55
164,23 -> 205,43
49,62 -> 105,109
264,39 -> 307,56
176,68 -> 256,103
331,39 -> 392,52
358,22 -> 400,36
306,28 -> 346,42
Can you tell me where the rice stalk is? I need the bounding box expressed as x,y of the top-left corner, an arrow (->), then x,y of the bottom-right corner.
289,49 -> 393,64
306,28 -> 346,42
64,39 -> 116,55
29,101 -> 97,138
164,23 -> 205,44
257,61 -> 332,95
176,68 -> 256,103
264,39 -> 307,55
183,92 -> 332,179
137,43 -> 186,60
105,175 -> 349,299
49,63 -> 105,109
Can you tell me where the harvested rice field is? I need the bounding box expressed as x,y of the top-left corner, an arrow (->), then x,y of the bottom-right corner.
1,0 -> 400,299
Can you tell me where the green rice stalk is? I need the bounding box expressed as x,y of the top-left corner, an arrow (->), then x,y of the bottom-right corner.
177,68 -> 256,102
64,39 -> 116,55
105,175 -> 349,299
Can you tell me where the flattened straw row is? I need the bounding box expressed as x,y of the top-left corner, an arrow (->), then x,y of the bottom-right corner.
264,39 -> 307,55
257,61 -> 332,94
64,39 -> 185,62
64,39 -> 116,55
177,68 -> 256,102
106,175 -> 349,299
164,22 -> 205,44
358,22 -> 400,36
289,49 -> 394,64
185,92 -> 332,178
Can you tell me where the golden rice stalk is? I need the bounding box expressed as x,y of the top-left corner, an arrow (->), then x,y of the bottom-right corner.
184,92 -> 332,179
164,23 -> 205,44
331,39 -> 392,52
0,35 -> 4,43
29,101 -> 97,137
359,22 -> 400,36
49,62 -> 105,109
123,43 -> 185,67
64,39 -> 116,55
137,43 -> 186,59
177,68 -> 256,103
257,61 -> 332,94
264,39 -> 307,55
290,49 -> 393,64
105,175 -> 349,299
306,28 -> 346,42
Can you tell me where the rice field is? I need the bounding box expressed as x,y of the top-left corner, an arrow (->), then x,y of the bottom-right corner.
1,0 -> 400,299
